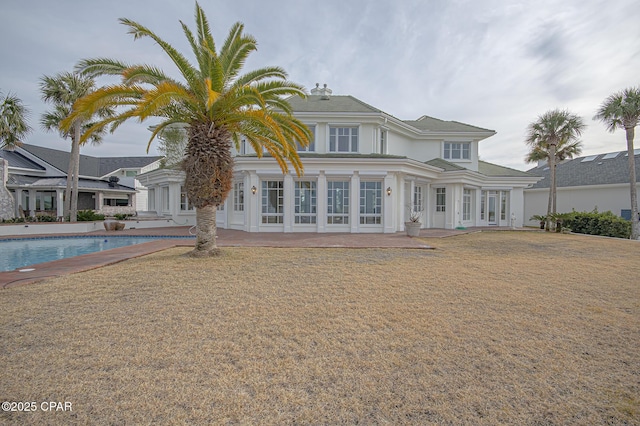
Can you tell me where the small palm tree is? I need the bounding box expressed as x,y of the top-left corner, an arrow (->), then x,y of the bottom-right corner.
0,91 -> 32,149
594,87 -> 640,239
64,2 -> 311,256
40,72 -> 115,222
525,109 -> 586,231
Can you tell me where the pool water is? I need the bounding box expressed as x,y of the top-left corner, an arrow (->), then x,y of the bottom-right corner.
0,236 -> 175,272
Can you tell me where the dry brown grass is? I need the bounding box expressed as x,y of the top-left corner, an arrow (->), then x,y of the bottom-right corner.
1,231 -> 639,425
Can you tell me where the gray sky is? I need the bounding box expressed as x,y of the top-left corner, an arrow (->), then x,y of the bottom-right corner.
2,0 -> 639,171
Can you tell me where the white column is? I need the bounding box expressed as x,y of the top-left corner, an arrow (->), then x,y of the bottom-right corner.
28,189 -> 37,217
56,189 -> 64,218
383,173 -> 395,233
248,172 -> 259,232
283,173 -> 294,233
350,172 -> 360,233
317,171 -> 327,233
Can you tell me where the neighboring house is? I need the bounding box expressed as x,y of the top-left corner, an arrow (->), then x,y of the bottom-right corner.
524,149 -> 640,223
140,84 -> 539,233
0,143 -> 161,219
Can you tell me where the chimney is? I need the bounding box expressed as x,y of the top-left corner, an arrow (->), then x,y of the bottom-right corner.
311,83 -> 332,100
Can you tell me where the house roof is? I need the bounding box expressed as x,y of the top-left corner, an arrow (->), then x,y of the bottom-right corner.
425,158 -> 535,178
478,161 -> 533,178
7,174 -> 135,192
404,116 -> 495,133
286,95 -> 382,114
18,144 -> 161,177
527,150 -> 640,188
0,149 -> 46,171
286,95 -> 494,134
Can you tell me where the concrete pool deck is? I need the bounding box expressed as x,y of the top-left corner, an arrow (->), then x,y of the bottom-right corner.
0,226 -> 525,288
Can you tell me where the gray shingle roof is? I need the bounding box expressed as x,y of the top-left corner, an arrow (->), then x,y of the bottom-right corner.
7,174 -> 135,191
426,158 -> 535,178
404,116 -> 495,133
287,96 -> 493,134
478,161 -> 534,178
527,151 -> 640,188
18,144 -> 160,177
424,158 -> 467,171
287,95 -> 382,113
0,149 -> 46,171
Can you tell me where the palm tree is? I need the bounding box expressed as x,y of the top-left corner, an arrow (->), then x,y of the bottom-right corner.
40,72 -> 115,222
0,91 -> 32,149
525,109 -> 586,231
63,2 -> 311,256
594,87 -> 640,240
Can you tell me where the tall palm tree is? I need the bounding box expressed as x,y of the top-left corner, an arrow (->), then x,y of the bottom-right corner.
63,2 -> 311,256
0,91 -> 32,149
40,72 -> 114,222
594,87 -> 640,240
525,109 -> 586,231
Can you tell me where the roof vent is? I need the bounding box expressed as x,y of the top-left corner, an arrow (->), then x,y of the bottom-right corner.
311,83 -> 332,100
108,176 -> 119,187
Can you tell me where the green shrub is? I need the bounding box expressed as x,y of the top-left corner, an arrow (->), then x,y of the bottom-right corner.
36,214 -> 57,222
76,210 -> 106,222
562,210 -> 631,239
114,213 -> 132,221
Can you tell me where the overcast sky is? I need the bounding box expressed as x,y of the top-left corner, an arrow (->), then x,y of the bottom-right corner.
2,0 -> 639,171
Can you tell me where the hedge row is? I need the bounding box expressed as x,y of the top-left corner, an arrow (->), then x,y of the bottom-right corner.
562,210 -> 632,239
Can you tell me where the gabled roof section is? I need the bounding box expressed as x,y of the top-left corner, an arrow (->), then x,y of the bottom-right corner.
426,158 -> 535,178
425,158 -> 466,171
478,161 -> 533,178
527,151 -> 640,188
286,95 -> 382,114
0,149 -> 46,171
404,115 -> 495,133
19,143 -> 161,177
98,156 -> 162,177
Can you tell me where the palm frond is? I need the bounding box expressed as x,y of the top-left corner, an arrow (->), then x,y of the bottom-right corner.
119,17 -> 202,93
75,57 -> 131,78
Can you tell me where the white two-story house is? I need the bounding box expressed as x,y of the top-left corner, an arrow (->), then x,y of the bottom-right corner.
140,84 -> 538,233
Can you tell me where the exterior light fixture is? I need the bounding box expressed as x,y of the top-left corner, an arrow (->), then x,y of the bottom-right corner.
251,185 -> 257,195
386,187 -> 392,196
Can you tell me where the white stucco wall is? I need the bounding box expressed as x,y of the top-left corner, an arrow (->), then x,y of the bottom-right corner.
524,184 -> 640,225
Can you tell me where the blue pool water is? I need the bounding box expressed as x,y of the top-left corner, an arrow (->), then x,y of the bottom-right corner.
0,236 -> 187,272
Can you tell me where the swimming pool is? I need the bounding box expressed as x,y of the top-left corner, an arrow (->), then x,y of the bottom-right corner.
0,236 -> 191,272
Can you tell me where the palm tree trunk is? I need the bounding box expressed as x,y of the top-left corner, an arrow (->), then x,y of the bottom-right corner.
68,123 -> 82,223
546,143 -> 557,231
189,204 -> 221,257
626,126 -> 639,239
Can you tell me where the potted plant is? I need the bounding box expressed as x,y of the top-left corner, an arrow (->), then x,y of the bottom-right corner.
405,205 -> 423,237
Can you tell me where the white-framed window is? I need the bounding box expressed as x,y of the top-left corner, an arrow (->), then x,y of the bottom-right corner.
360,181 -> 382,225
463,189 -> 472,221
295,181 -> 317,224
233,182 -> 244,212
436,188 -> 446,212
148,188 -> 155,210
180,186 -> 194,211
380,129 -> 387,154
296,125 -> 316,152
327,181 -> 350,224
480,190 -> 485,221
444,142 -> 470,160
239,138 -> 247,155
413,186 -> 423,213
329,126 -> 358,153
261,180 -> 284,224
